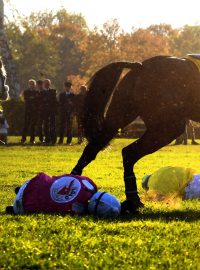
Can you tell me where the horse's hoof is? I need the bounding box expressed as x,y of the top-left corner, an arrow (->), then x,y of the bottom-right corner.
121,199 -> 144,214
6,206 -> 14,214
70,169 -> 82,175
15,186 -> 20,194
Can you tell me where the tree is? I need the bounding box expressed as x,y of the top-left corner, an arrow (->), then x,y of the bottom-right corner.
50,9 -> 89,90
82,19 -> 122,77
5,9 -> 89,92
171,25 -> 200,57
118,27 -> 171,62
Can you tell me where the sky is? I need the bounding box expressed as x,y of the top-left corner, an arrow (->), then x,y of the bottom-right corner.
4,0 -> 200,32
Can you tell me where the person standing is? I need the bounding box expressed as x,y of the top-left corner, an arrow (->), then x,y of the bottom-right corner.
183,120 -> 198,145
58,81 -> 75,145
174,120 -> 198,145
74,85 -> 87,144
36,80 -> 45,143
21,79 -> 39,144
42,79 -> 57,145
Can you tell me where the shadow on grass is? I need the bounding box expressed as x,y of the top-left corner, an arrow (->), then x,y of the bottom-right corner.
2,142 -> 46,147
117,208 -> 200,222
1,208 -> 200,223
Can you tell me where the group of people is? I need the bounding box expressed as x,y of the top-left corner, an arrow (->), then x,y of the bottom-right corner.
21,79 -> 87,145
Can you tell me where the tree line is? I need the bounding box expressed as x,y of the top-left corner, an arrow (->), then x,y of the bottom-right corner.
4,8 -> 200,96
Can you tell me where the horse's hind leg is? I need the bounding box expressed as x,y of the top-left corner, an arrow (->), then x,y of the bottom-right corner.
121,118 -> 186,213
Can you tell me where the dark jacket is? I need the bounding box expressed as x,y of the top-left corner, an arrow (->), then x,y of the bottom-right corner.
23,89 -> 39,111
39,89 -> 57,114
59,91 -> 75,114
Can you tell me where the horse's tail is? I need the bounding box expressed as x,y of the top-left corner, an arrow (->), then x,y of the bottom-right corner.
83,61 -> 142,143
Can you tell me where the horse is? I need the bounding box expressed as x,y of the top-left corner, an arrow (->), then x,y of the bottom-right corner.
0,58 -> 9,100
71,55 -> 200,214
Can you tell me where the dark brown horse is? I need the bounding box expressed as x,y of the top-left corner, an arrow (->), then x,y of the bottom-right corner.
71,55 -> 200,213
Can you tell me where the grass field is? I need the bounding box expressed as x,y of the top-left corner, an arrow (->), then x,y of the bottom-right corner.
0,137 -> 200,270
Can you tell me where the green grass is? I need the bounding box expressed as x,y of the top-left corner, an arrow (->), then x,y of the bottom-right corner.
0,137 -> 200,269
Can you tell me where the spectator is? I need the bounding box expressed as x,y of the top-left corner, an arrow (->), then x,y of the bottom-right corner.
36,80 -> 45,143
0,109 -> 9,144
42,79 -> 57,144
21,79 -> 39,144
58,81 -> 75,145
175,120 -> 198,145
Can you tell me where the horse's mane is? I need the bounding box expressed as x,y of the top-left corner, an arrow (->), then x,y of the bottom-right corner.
83,61 -> 142,142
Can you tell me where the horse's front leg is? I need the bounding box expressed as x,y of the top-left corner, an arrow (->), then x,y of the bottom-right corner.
71,142 -> 101,175
71,125 -> 118,175
121,119 -> 186,214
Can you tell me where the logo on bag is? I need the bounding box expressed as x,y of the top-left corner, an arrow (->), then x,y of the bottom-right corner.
50,176 -> 81,203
